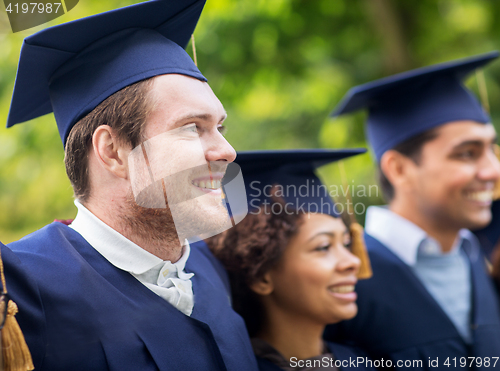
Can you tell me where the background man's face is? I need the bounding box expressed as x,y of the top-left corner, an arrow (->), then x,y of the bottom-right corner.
128,74 -> 236,244
409,121 -> 500,230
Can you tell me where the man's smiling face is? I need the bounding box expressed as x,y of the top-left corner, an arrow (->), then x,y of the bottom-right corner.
127,74 -> 236,245
408,120 -> 500,231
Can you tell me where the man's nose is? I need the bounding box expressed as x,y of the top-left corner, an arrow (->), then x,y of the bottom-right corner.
203,130 -> 237,164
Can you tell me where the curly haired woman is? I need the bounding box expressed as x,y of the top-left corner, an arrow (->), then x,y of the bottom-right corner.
208,149 -> 375,371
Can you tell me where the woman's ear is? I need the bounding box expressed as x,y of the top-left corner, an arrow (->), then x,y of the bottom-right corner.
249,273 -> 274,296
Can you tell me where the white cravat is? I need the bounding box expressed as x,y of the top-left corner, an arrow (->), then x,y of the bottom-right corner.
69,200 -> 195,316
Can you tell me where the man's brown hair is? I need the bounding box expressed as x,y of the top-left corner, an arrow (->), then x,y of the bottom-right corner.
64,77 -> 156,202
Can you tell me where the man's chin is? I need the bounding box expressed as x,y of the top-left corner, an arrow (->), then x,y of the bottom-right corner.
462,210 -> 493,230
170,198 -> 231,242
120,191 -> 180,247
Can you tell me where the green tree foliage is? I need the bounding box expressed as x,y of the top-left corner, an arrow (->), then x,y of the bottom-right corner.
0,0 -> 499,241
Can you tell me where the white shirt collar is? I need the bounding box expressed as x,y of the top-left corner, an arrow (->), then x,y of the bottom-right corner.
365,205 -> 471,266
69,200 -> 190,274
69,200 -> 195,315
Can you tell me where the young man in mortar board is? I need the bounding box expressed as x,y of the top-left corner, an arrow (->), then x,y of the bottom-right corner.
5,1 -> 257,370
324,52 -> 500,370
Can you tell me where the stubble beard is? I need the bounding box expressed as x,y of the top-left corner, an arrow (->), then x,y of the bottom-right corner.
120,183 -> 230,258
120,189 -> 181,258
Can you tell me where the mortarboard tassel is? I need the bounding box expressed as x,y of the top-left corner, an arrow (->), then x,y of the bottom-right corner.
493,144 -> 500,200
477,71 -> 500,201
2,301 -> 34,371
349,222 -> 373,279
191,34 -> 198,67
476,69 -> 490,115
337,161 -> 372,279
0,250 -> 34,371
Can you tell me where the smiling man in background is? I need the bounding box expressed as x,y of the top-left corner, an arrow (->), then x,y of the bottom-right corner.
326,52 -> 500,370
4,1 -> 257,370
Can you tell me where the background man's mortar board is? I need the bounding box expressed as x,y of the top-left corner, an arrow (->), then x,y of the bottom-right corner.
7,0 -> 206,145
235,148 -> 372,279
330,51 -> 499,162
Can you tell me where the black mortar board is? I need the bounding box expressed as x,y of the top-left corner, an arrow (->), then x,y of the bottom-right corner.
7,0 -> 206,145
235,149 -> 367,217
331,51 -> 499,161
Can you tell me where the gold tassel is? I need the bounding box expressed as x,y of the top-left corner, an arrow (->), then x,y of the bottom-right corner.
476,69 -> 490,114
476,71 -> 500,199
493,144 -> 500,200
191,34 -> 198,67
0,247 -> 34,371
491,248 -> 500,283
349,222 -> 373,280
1,300 -> 34,371
337,161 -> 373,280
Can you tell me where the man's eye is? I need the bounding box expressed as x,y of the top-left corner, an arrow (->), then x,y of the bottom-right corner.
457,150 -> 475,160
183,124 -> 199,133
218,126 -> 227,136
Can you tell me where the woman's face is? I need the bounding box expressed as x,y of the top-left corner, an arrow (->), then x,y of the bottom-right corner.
266,213 -> 360,325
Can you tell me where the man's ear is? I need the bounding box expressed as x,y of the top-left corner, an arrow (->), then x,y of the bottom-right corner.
92,125 -> 130,180
380,149 -> 416,193
249,273 -> 274,296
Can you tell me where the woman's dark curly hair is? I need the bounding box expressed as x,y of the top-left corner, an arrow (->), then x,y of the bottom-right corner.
207,196 -> 305,337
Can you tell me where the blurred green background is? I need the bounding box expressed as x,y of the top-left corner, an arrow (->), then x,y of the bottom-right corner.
0,0 -> 499,242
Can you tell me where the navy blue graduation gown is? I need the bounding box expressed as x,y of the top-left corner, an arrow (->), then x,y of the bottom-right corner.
256,342 -> 376,371
8,222 -> 258,371
325,233 -> 500,370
